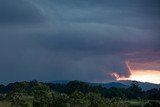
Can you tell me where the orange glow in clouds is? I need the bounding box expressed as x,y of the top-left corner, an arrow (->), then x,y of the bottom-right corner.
112,61 -> 160,84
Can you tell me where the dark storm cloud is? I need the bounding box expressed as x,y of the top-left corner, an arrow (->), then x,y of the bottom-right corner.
36,0 -> 160,29
154,35 -> 160,51
0,0 -> 45,26
0,0 -> 160,83
124,51 -> 160,71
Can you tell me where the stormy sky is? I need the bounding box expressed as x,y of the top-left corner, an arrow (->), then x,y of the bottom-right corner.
0,0 -> 160,84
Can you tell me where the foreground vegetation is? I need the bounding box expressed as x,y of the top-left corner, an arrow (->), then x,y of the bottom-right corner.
0,80 -> 160,107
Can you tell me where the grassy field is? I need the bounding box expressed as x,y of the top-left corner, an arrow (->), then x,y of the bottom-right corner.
0,99 -> 160,107
0,101 -> 11,107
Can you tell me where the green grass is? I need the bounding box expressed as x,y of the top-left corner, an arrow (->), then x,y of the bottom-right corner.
0,99 -> 159,107
0,101 -> 11,107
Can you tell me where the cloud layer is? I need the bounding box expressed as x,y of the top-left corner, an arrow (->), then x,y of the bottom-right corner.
0,0 -> 160,83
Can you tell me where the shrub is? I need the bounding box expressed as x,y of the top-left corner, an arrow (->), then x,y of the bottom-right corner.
86,93 -> 106,107
144,101 -> 160,107
0,94 -> 6,101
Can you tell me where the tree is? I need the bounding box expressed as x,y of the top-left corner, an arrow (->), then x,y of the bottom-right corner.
144,101 -> 160,107
0,84 -> 5,93
126,81 -> 142,99
12,82 -> 29,93
70,91 -> 89,107
86,93 -> 106,107
51,92 -> 69,107
146,88 -> 160,100
102,87 -> 125,99
65,81 -> 91,94
32,83 -> 51,107
70,91 -> 85,99
6,92 -> 28,107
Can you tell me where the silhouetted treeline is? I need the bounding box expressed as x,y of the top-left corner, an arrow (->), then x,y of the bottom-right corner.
0,80 -> 160,100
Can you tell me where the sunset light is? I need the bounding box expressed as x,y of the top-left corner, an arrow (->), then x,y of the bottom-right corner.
0,0 -> 160,106
112,61 -> 160,84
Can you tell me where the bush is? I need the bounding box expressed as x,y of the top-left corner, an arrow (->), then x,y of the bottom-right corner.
32,100 -> 43,107
6,92 -> 29,107
144,101 -> 160,107
0,94 -> 6,101
70,91 -> 85,99
86,93 -> 106,107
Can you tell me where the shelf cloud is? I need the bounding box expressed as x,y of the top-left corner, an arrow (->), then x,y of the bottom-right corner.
0,0 -> 159,83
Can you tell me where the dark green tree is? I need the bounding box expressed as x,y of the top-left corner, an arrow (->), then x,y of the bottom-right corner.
126,81 -> 142,99
32,83 -> 51,107
86,93 -> 106,107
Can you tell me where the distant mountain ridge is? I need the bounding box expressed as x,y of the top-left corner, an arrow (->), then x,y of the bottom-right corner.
90,82 -> 128,88
49,80 -> 70,84
49,80 -> 160,91
119,80 -> 160,91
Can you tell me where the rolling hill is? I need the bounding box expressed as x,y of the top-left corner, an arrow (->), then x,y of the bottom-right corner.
50,80 -> 160,90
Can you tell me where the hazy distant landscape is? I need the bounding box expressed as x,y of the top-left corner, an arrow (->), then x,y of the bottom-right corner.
50,80 -> 160,90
